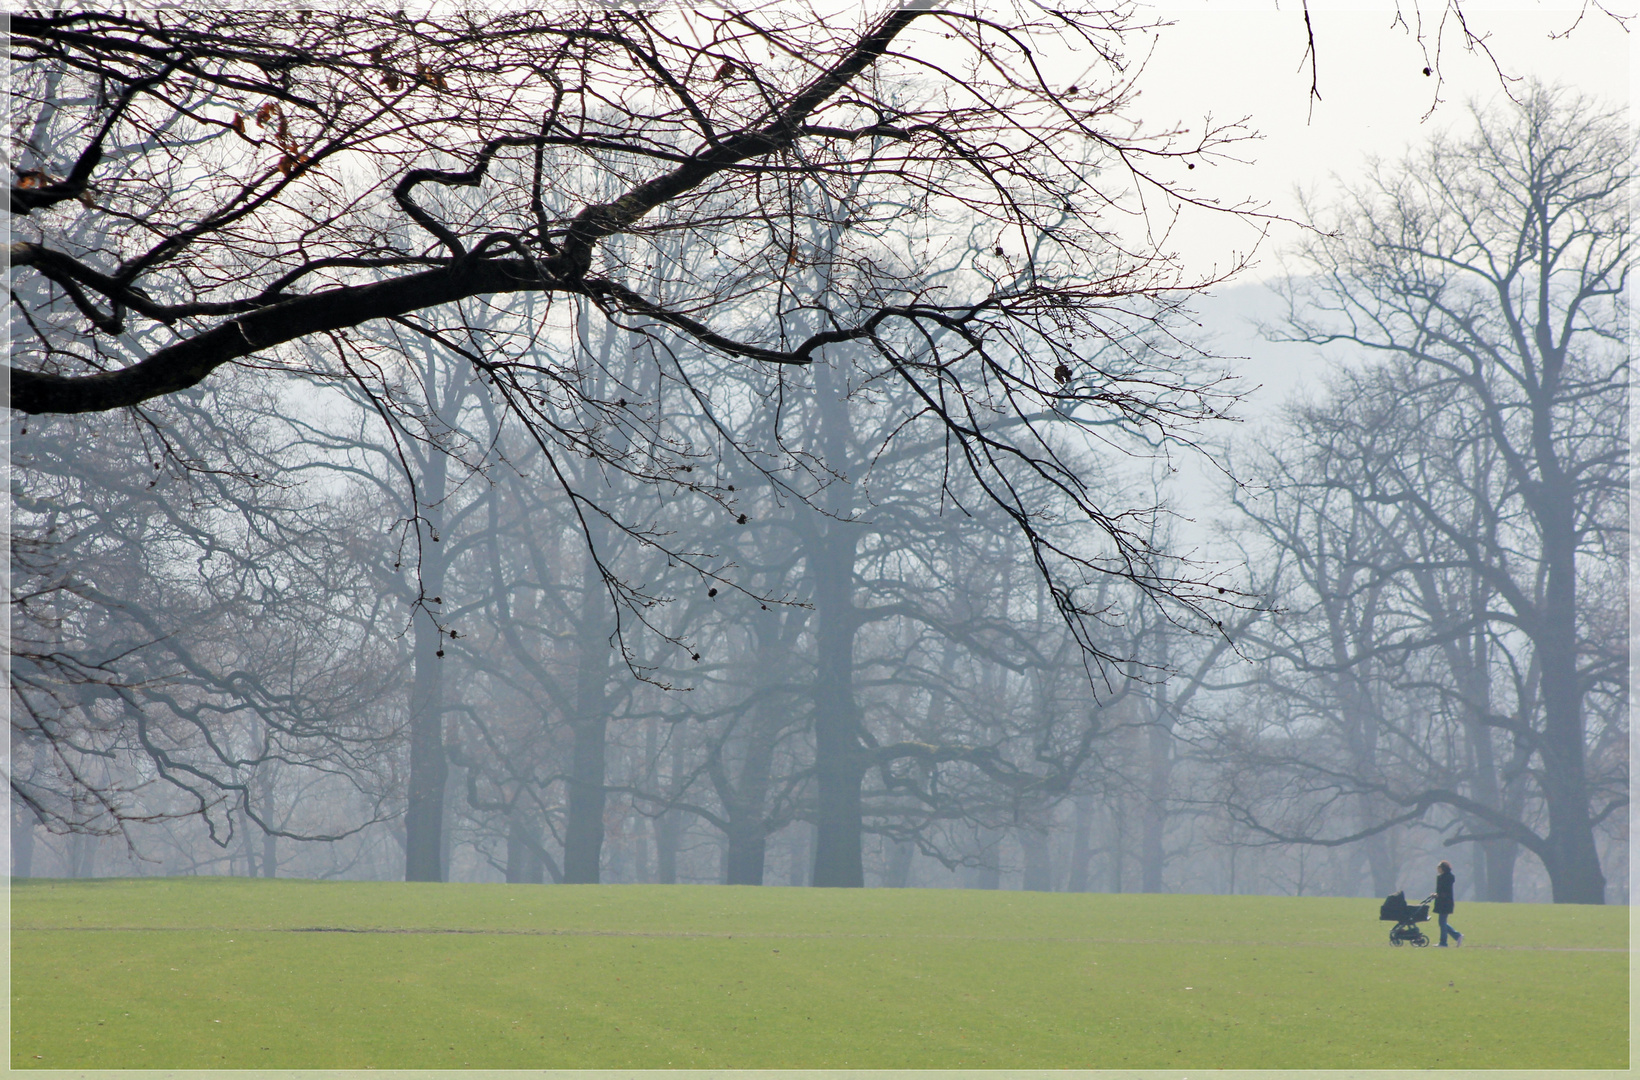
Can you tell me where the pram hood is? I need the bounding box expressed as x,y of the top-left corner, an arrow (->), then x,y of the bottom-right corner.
1379,890 -> 1429,921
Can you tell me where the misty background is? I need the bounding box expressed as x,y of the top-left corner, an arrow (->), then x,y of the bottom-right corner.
9,5 -> 1629,907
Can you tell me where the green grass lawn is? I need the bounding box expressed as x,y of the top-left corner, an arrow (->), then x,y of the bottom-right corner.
9,877 -> 1628,1070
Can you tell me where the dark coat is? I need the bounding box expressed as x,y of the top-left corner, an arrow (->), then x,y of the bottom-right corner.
1434,869 -> 1455,915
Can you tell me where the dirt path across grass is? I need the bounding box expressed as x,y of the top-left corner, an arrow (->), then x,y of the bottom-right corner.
21,924 -> 1629,951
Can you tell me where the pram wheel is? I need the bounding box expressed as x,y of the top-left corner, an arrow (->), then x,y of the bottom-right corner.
1389,930 -> 1404,946
1413,932 -> 1430,947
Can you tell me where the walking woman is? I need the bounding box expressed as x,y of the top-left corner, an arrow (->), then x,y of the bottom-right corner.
1427,860 -> 1464,947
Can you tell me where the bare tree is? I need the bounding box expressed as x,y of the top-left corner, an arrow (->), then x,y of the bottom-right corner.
9,5 -> 1289,884
1229,84 -> 1629,902
10,5 -> 1240,594
9,383 -> 400,852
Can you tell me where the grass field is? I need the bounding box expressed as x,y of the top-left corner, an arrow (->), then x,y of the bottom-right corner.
9,877 -> 1628,1070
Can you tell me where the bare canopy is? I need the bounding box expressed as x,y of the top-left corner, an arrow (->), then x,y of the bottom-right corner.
11,3 -> 1252,887
9,3 -> 1237,414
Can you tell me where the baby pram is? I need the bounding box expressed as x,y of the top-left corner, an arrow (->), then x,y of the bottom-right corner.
1379,890 -> 1430,947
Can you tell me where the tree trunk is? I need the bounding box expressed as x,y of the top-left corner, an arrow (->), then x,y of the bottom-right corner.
1021,827 -> 1052,892
1440,581 -> 1518,903
1483,751 -> 1531,903
633,811 -> 652,883
964,828 -> 1003,889
1538,749 -> 1605,905
67,833 -> 94,878
253,767 -> 277,878
653,810 -> 680,884
1067,795 -> 1093,892
403,453 -> 450,882
725,830 -> 767,885
1534,468 -> 1605,903
563,719 -> 608,884
563,550 -> 613,885
808,348 -> 868,888
884,839 -> 915,887
11,798 -> 36,878
810,522 -> 865,887
506,805 -> 547,884
1106,801 -> 1125,892
440,758 -> 463,881
787,824 -> 811,887
709,643 -> 787,886
1140,720 -> 1172,893
1538,737 -> 1605,902
1330,615 -> 1402,900
1363,832 -> 1397,897
654,733 -> 687,884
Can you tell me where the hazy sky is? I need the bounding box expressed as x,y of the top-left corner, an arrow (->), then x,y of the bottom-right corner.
1116,1 -> 1632,539
1132,0 -> 1633,284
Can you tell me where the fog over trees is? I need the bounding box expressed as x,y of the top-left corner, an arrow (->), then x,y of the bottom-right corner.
8,8 -> 1628,903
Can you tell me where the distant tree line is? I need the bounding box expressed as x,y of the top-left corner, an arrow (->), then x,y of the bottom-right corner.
8,8 -> 1626,901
